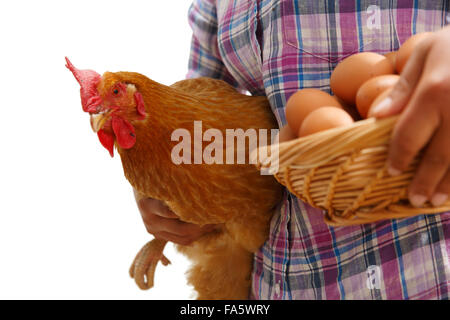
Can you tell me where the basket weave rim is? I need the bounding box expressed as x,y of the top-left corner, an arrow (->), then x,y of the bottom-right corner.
254,115 -> 450,226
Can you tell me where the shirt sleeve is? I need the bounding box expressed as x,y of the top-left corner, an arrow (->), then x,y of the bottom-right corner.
186,0 -> 240,88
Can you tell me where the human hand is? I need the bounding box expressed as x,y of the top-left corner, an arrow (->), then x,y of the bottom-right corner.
134,189 -> 218,245
369,26 -> 450,208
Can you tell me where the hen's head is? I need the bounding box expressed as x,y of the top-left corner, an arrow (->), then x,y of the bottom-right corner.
66,57 -> 147,157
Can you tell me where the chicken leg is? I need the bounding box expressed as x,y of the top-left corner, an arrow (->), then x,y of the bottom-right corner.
129,238 -> 171,290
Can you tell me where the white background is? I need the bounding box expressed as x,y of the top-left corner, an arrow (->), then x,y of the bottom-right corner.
0,0 -> 195,299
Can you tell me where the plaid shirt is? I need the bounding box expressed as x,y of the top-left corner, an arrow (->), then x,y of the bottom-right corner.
187,0 -> 450,299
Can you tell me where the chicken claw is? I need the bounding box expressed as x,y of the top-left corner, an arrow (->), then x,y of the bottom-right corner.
129,238 -> 170,290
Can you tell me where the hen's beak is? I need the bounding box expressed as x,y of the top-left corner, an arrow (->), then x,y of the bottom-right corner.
90,112 -> 110,132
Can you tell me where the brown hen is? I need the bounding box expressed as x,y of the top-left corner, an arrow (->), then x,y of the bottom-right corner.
66,58 -> 282,299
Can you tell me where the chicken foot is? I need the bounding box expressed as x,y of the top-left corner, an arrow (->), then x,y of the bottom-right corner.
129,238 -> 171,290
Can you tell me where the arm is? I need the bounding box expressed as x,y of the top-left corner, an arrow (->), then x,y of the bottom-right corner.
370,26 -> 450,207
186,0 -> 241,87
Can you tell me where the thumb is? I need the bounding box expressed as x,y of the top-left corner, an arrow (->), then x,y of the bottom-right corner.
369,36 -> 433,118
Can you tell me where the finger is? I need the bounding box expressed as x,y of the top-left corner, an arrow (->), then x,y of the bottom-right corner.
153,202 -> 179,219
141,212 -> 176,234
432,169 -> 450,206
156,231 -> 197,246
160,219 -> 216,237
138,198 -> 178,219
156,223 -> 218,245
408,124 -> 450,206
370,37 -> 434,118
387,87 -> 440,175
141,212 -> 195,235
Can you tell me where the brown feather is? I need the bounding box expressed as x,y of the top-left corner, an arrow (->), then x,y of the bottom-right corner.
100,72 -> 282,299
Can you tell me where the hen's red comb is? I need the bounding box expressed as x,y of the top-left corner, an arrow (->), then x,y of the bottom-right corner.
65,57 -> 102,112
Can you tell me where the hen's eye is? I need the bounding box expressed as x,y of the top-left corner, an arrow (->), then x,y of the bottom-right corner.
113,89 -> 119,95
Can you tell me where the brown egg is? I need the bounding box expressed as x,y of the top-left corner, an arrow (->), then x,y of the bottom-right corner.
330,52 -> 394,105
396,32 -> 433,73
356,74 -> 399,118
298,107 -> 354,137
367,87 -> 394,117
285,88 -> 343,133
275,125 -> 298,143
384,51 -> 397,71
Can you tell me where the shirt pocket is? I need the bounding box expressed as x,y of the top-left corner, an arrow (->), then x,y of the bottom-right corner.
280,0 -> 385,63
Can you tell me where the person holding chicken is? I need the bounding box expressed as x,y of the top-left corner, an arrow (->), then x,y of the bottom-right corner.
136,0 -> 450,299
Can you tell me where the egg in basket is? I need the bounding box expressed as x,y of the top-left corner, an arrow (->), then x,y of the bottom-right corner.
254,32 -> 450,226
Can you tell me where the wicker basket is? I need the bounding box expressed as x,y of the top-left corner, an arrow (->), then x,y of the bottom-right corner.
255,115 -> 450,226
